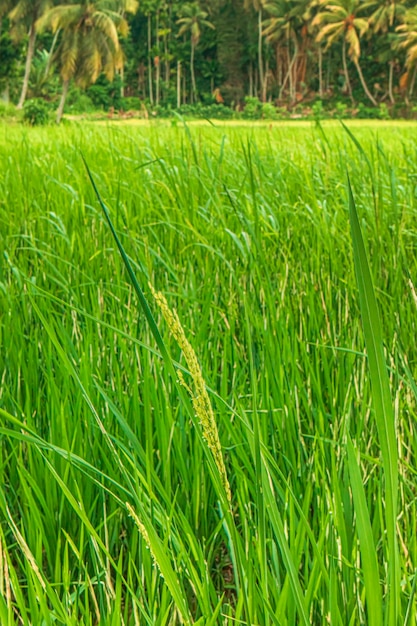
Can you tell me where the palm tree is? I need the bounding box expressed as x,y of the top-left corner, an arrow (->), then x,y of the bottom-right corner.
140,0 -> 154,104
262,0 -> 310,102
397,8 -> 417,98
313,0 -> 377,105
176,2 -> 215,103
244,0 -> 266,101
363,0 -> 405,102
0,0 -> 13,20
7,0 -> 54,109
37,0 -> 134,123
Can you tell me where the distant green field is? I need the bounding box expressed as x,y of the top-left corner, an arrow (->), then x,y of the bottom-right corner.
1,121 -> 416,625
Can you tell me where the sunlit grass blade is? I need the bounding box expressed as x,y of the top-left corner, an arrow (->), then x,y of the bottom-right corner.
262,466 -> 310,626
347,177 -> 400,624
346,434 -> 383,626
341,121 -> 378,226
404,567 -> 417,626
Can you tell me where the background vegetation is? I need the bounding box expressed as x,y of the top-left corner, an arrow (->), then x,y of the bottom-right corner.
2,0 -> 417,122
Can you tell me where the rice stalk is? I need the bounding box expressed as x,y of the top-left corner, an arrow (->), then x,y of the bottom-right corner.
149,284 -> 232,505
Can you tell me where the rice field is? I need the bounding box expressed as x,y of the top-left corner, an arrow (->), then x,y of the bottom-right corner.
0,120 -> 416,625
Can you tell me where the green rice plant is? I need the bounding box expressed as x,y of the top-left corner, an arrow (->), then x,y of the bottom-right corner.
0,120 -> 416,624
348,176 -> 400,624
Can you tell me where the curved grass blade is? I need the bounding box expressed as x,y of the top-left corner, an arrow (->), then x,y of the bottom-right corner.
347,177 -> 400,625
341,121 -> 378,228
81,154 -> 176,378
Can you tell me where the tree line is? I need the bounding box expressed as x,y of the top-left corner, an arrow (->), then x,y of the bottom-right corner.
1,0 -> 417,122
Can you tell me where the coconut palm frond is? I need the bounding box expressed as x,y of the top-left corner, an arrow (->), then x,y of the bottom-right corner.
345,24 -> 360,61
60,31 -> 79,81
397,8 -> 417,70
93,11 -> 121,47
39,0 -> 128,86
37,5 -> 81,33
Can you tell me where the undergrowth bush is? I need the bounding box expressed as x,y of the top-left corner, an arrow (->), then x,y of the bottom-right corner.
23,98 -> 50,125
120,96 -> 142,110
242,96 -> 262,119
311,99 -> 324,120
334,101 -> 348,119
261,102 -> 278,119
66,89 -> 95,114
0,101 -> 17,118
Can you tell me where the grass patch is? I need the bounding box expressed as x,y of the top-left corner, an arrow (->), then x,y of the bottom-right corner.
0,121 -> 416,624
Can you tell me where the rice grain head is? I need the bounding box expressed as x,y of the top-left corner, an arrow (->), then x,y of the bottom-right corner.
149,284 -> 232,505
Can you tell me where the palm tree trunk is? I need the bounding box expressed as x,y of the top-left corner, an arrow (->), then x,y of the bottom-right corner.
165,2 -> 172,100
155,10 -> 160,105
164,33 -> 170,100
326,48 -> 332,91
44,28 -> 60,79
388,61 -> 394,105
354,59 -> 377,106
147,14 -> 153,104
342,38 -> 353,103
318,45 -> 323,97
409,66 -> 417,99
17,23 -> 36,109
190,41 -> 197,103
249,61 -> 253,97
287,38 -> 298,103
279,37 -> 292,99
155,61 -> 160,105
276,44 -> 282,91
258,9 -> 265,102
291,52 -> 297,102
56,79 -> 69,124
177,61 -> 181,107
262,57 -> 269,102
120,66 -> 124,98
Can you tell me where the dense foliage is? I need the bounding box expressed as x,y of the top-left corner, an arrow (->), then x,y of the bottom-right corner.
2,0 -> 417,120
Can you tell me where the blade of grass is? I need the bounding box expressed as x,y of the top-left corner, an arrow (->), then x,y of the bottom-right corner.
347,177 -> 400,625
341,121 -> 378,229
81,154 -> 175,376
262,465 -> 310,626
346,434 -> 383,626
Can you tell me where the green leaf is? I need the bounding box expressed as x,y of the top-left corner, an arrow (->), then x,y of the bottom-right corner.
347,177 -> 400,625
347,434 -> 383,626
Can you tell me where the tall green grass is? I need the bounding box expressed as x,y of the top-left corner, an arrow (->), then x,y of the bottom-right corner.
0,120 -> 416,624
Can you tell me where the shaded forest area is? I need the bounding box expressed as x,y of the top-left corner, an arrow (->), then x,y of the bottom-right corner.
1,0 -> 417,121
